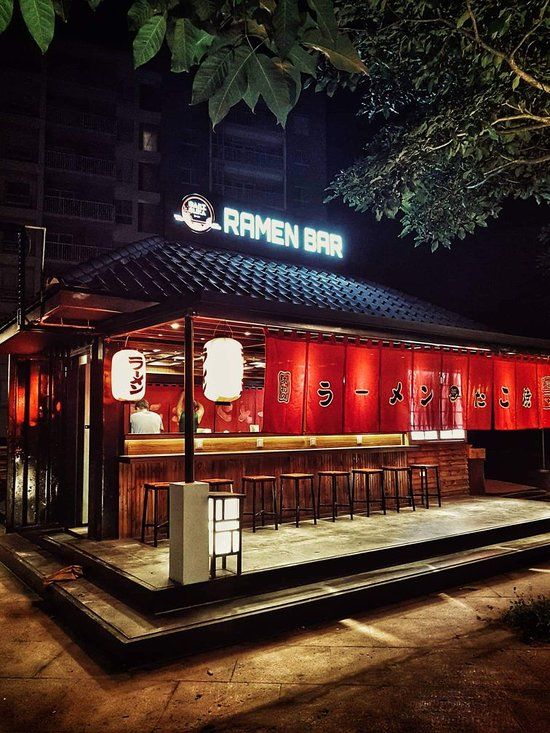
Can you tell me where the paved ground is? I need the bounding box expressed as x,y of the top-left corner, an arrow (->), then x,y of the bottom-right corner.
51,496 -> 550,586
0,560 -> 548,733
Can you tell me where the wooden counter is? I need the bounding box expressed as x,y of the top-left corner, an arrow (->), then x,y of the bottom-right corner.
117,433 -> 470,538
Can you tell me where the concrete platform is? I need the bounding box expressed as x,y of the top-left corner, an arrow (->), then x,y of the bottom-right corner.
1,495 -> 549,665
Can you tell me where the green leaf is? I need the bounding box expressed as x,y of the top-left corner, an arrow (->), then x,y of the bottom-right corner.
287,43 -> 317,75
0,0 -> 13,33
273,0 -> 300,57
194,0 -> 216,21
167,17 -> 213,72
512,74 -> 520,90
304,31 -> 367,74
456,10 -> 470,28
128,0 -> 152,31
243,82 -> 260,111
133,13 -> 166,68
208,45 -> 252,126
20,0 -> 55,53
86,0 -> 103,9
52,0 -> 70,22
192,46 -> 234,104
306,0 -> 338,43
247,52 -> 292,126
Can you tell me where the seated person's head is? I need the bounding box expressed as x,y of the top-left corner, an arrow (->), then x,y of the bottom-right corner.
135,399 -> 149,411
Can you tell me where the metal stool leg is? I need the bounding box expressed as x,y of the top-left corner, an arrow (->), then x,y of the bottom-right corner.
436,466 -> 442,506
271,480 -> 279,530
347,473 -> 353,519
366,474 -> 371,517
381,472 -> 387,515
279,478 -> 284,524
261,481 -> 265,526
331,475 -> 337,521
408,468 -> 416,511
317,474 -> 322,519
153,489 -> 159,547
141,486 -> 149,543
294,479 -> 300,527
310,477 -> 317,525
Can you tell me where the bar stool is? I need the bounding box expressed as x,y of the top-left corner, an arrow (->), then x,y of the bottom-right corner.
409,464 -> 442,508
351,468 -> 386,516
141,482 -> 170,547
242,475 -> 278,532
279,473 -> 316,527
381,466 -> 415,513
316,470 -> 353,521
201,478 -> 234,492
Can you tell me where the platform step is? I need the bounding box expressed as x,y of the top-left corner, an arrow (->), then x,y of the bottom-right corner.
33,513 -> 550,615
1,530 -> 549,667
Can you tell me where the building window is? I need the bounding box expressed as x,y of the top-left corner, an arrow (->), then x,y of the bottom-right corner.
138,162 -> 159,192
116,159 -> 134,184
117,118 -> 134,143
290,115 -> 309,136
115,199 -> 133,225
410,429 -> 466,441
138,202 -> 160,232
3,180 -> 32,208
139,84 -> 162,112
140,125 -> 159,152
292,185 -> 311,205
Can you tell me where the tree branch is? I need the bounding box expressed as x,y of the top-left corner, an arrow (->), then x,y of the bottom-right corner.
493,113 -> 550,125
467,153 -> 550,188
511,0 -> 549,58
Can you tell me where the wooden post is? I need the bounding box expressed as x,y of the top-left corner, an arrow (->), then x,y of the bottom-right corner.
184,313 -> 195,483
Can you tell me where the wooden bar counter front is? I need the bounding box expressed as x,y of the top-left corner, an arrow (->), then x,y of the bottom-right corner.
118,434 -> 470,539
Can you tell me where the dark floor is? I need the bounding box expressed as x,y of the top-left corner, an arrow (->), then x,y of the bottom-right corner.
53,496 -> 550,590
0,554 -> 548,732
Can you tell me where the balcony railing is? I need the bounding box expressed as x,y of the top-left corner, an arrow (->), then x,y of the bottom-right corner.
212,144 -> 283,169
44,195 -> 114,221
45,149 -> 115,177
45,240 -> 103,263
46,107 -> 116,135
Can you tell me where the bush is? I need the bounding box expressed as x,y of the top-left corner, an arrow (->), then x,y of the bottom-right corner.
502,594 -> 550,644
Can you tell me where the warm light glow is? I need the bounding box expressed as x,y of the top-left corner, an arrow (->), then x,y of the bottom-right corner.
203,338 -> 244,403
170,322 -> 181,330
208,496 -> 241,556
111,349 -> 146,402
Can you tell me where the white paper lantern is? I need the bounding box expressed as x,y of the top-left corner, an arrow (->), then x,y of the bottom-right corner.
111,349 -> 146,402
203,337 -> 243,403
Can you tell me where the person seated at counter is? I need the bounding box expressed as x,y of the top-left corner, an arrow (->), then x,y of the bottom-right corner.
130,399 -> 164,434
175,392 -> 205,432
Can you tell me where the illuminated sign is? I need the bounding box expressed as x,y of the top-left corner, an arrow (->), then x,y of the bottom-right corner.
111,349 -> 146,402
174,195 -> 343,259
175,194 -> 220,234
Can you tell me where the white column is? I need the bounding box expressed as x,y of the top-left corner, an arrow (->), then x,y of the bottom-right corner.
169,481 -> 210,584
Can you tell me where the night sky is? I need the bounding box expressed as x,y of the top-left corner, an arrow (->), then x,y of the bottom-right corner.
4,2 -> 549,339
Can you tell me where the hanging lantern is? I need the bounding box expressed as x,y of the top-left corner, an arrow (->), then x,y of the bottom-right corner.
203,338 -> 244,403
111,349 -> 146,402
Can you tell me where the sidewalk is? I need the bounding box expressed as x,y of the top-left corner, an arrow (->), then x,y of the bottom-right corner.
0,558 -> 548,733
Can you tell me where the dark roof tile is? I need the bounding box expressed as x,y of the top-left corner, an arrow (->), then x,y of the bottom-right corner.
59,236 -> 483,330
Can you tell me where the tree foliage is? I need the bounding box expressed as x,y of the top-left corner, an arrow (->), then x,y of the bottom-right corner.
0,0 -> 366,126
325,0 -> 549,250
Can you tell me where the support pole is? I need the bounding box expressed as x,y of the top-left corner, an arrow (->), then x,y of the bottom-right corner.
184,313 -> 195,483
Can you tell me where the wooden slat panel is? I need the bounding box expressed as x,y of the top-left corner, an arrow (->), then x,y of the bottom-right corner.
118,442 -> 470,538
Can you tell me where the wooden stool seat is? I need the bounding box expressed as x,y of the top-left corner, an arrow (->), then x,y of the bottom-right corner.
279,474 -> 316,527
242,475 -> 276,482
141,483 -> 170,547
382,466 -> 415,513
410,464 -> 442,508
352,469 -> 386,516
201,478 -> 234,491
317,470 -> 350,476
242,476 -> 278,532
317,470 -> 353,522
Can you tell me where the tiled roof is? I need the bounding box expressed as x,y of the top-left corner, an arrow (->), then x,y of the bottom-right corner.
59,236 -> 482,330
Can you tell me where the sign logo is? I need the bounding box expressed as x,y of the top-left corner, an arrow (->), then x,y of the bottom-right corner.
174,194 -> 219,234
174,194 -> 344,259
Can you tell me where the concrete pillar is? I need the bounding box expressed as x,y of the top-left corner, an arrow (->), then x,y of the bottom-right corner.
169,481 -> 210,584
